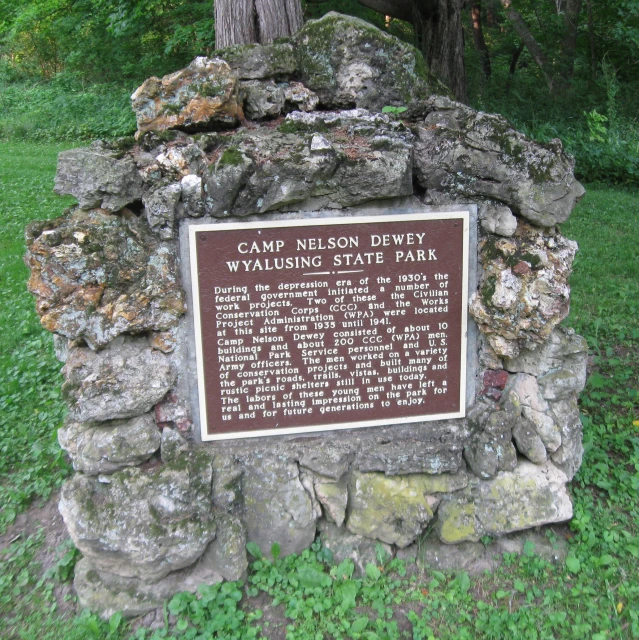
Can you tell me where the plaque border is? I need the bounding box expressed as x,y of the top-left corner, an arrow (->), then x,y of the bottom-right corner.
189,211 -> 470,442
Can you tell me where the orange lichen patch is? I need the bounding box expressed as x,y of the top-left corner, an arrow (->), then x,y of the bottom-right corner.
132,57 -> 242,136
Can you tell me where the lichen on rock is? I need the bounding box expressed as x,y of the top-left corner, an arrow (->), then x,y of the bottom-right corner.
414,96 -> 585,228
346,471 -> 442,547
62,337 -> 175,423
59,448 -> 216,582
58,413 -> 161,475
295,12 -> 436,115
25,209 -> 185,349
203,110 -> 413,216
436,461 -> 573,543
131,57 -> 241,135
54,143 -> 143,212
469,223 -> 578,358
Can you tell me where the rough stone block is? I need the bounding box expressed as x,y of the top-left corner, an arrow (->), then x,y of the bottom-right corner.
203,110 -> 413,216
469,224 -> 577,358
131,57 -> 241,135
58,414 -> 161,475
241,457 -> 318,557
54,144 -> 143,211
436,461 -> 572,543
59,450 -> 216,581
25,209 -> 185,350
414,99 -> 585,227
62,337 -> 175,423
295,12 -> 435,116
346,471 -> 442,547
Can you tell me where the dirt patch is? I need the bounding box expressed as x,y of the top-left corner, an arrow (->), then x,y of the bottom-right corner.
0,492 -> 76,619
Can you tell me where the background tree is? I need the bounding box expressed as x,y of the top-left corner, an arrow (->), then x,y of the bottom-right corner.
214,0 -> 303,48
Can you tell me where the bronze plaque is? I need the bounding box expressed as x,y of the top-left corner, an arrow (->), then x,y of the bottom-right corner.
190,212 -> 469,440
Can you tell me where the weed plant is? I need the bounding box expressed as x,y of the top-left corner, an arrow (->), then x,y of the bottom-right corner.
0,146 -> 637,638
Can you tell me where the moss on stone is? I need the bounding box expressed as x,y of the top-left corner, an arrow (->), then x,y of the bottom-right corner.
437,503 -> 477,543
217,147 -> 246,168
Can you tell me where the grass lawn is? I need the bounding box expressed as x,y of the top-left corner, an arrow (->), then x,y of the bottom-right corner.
0,143 -> 637,639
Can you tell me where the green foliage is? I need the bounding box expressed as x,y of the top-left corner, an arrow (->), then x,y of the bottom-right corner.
0,76 -> 136,142
0,0 -> 215,84
0,142 -> 74,533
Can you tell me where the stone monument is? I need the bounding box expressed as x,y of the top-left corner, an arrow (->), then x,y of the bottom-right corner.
25,13 -> 587,617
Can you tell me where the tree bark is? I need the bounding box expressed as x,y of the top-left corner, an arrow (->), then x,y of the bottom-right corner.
214,0 -> 303,48
358,0 -> 468,102
471,1 -> 491,79
214,0 -> 257,48
255,0 -> 303,44
558,0 -> 582,84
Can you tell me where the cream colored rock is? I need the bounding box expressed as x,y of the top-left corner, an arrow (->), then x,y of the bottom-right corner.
346,471 -> 444,547
508,373 -> 562,452
314,476 -> 348,527
436,461 -> 572,543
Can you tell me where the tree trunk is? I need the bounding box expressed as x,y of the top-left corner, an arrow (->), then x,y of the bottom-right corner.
214,0 -> 303,48
214,0 -> 257,49
471,1 -> 491,79
558,0 -> 582,84
499,0 -> 555,91
358,0 -> 468,102
587,0 -> 596,78
255,0 -> 303,44
508,42 -> 524,76
500,0 -> 583,94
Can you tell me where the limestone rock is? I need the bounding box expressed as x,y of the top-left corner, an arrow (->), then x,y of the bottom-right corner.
356,438 -> 464,476
180,174 -> 204,217
507,373 -> 561,452
59,450 -> 216,581
198,513 -> 248,582
241,458 -> 317,557
298,440 -> 354,480
505,327 -> 588,401
62,337 -> 175,423
469,224 -> 577,358
318,521 -> 393,577
25,209 -> 186,350
203,110 -> 413,216
210,453 -> 244,509
414,98 -> 585,227
54,144 -> 143,211
549,397 -> 583,479
314,476 -> 348,527
346,471 -> 440,547
296,12 -> 434,116
218,42 -> 297,80
241,80 -> 284,119
159,427 -> 190,463
131,57 -> 241,135
512,416 -> 548,464
283,82 -> 319,112
436,461 -> 572,543
401,529 -> 567,574
74,556 -> 223,619
479,202 -> 518,237
58,414 -> 161,475
143,183 -> 181,239
464,402 -> 518,479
